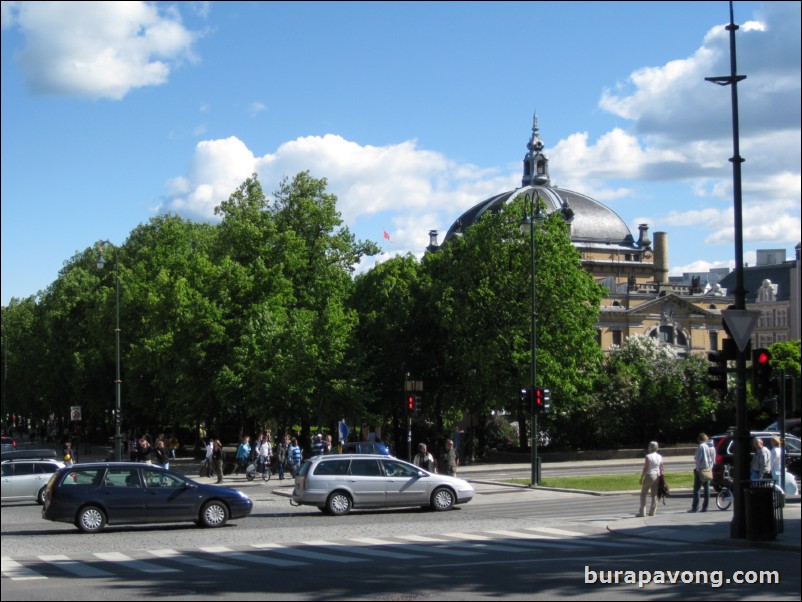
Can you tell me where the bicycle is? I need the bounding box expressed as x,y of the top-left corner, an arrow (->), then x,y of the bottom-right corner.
716,465 -> 733,510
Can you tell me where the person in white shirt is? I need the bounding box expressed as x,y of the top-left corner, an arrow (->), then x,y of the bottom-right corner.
638,441 -> 664,517
769,435 -> 782,485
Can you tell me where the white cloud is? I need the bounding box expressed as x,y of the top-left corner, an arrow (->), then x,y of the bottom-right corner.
7,1 -> 199,100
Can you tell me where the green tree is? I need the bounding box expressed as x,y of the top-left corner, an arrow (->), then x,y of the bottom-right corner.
422,194 -> 605,449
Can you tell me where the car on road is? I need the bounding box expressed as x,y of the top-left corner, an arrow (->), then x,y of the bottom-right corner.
42,462 -> 253,533
292,454 -> 475,515
1,436 -> 17,454
765,418 -> 802,438
339,441 -> 391,455
711,431 -> 801,490
2,457 -> 64,504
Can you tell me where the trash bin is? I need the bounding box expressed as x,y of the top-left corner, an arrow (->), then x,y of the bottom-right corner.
745,480 -> 777,541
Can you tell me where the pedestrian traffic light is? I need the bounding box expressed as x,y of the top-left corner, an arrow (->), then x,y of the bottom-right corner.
707,350 -> 728,391
751,348 -> 773,399
519,387 -> 531,407
533,387 -> 550,414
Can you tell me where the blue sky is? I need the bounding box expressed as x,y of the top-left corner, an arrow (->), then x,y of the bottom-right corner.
2,1 -> 800,305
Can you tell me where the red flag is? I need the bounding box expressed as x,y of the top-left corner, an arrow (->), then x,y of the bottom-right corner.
383,230 -> 391,241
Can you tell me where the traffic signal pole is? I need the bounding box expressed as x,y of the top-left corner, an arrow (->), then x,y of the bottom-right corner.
706,1 -> 748,539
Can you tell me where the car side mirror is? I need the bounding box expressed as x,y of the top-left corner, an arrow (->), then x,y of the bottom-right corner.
417,471 -> 428,478
184,482 -> 197,489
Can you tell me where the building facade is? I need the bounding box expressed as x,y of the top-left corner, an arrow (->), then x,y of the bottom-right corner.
431,115 -> 739,356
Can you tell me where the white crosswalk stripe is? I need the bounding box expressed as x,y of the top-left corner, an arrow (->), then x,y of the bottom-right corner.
93,552 -> 181,574
2,527 -> 667,580
201,546 -> 305,568
1,557 -> 47,581
38,555 -> 112,578
252,542 -> 368,564
304,540 -> 422,560
149,549 -> 233,571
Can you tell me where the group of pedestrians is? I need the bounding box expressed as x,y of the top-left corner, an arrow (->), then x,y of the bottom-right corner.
638,432 -> 792,517
412,439 -> 460,476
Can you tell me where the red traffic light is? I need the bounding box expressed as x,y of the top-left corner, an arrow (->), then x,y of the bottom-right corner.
407,395 -> 415,411
755,350 -> 771,365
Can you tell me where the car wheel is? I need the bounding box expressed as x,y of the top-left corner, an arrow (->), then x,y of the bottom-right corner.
326,491 -> 352,516
37,486 -> 47,505
76,505 -> 107,533
200,500 -> 229,528
431,487 -> 455,511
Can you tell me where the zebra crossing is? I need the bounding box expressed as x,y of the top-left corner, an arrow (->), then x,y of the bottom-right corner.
2,527 -> 678,581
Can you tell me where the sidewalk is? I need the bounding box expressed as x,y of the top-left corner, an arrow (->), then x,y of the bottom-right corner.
607,503 -> 801,552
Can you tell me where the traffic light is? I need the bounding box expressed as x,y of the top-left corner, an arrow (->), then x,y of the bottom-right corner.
707,350 -> 728,391
406,394 -> 416,415
519,387 -> 531,407
533,387 -> 550,414
751,348 -> 773,399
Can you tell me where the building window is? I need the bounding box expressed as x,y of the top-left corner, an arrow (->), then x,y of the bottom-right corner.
612,330 -> 622,347
709,331 -> 719,351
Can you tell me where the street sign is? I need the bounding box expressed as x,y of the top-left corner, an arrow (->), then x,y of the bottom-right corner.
70,406 -> 82,422
721,309 -> 760,352
338,421 -> 349,443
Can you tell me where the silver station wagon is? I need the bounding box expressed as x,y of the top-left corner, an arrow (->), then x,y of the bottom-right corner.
292,454 -> 475,515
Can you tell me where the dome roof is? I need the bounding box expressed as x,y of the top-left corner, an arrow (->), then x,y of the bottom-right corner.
441,115 -> 637,250
442,184 -> 635,247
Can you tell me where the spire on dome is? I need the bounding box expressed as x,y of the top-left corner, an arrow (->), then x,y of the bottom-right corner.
522,112 -> 550,187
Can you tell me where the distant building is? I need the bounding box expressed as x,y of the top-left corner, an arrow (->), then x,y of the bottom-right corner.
429,115 -> 737,357
719,244 -> 802,347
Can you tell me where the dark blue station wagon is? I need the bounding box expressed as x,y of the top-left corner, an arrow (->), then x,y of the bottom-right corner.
42,462 -> 253,532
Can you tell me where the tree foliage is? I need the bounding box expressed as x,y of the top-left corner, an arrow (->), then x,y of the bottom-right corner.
0,172 -> 748,453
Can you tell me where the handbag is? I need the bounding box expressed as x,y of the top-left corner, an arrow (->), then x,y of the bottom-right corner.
657,474 -> 670,503
700,467 -> 713,482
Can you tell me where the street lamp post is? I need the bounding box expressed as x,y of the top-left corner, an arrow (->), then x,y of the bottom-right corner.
96,241 -> 122,462
520,193 -> 546,486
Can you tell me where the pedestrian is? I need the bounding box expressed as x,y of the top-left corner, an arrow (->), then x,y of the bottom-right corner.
689,433 -> 715,512
750,437 -> 771,481
169,435 -> 179,459
62,441 -> 76,467
204,437 -> 214,477
257,433 -> 272,476
288,437 -> 302,477
312,433 -> 325,456
277,434 -> 288,480
439,439 -> 459,476
235,436 -> 251,475
413,443 -> 436,472
154,439 -> 170,470
212,439 -> 224,484
638,441 -> 663,517
138,438 -> 152,464
769,435 -> 783,486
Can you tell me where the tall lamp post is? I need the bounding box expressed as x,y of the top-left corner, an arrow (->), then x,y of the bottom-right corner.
96,241 -> 122,462
520,193 -> 546,486
705,1 -> 749,539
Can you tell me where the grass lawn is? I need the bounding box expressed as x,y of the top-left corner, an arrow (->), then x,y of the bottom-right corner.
510,471 -> 695,491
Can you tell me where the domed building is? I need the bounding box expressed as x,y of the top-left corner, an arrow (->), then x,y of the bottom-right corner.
429,114 -> 733,357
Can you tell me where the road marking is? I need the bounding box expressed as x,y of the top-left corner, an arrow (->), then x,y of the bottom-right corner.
252,543 -> 368,564
525,527 -> 585,537
93,552 -> 180,574
305,540 -> 423,560
38,555 -> 111,578
350,538 -> 480,557
1,557 -> 47,581
201,546 -> 306,568
149,549 -> 234,571
484,529 -> 557,540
